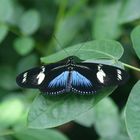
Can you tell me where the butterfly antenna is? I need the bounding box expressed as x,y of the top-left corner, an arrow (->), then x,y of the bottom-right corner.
52,35 -> 69,56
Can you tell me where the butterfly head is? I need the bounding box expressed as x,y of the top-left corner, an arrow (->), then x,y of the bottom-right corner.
66,56 -> 75,64
66,56 -> 82,64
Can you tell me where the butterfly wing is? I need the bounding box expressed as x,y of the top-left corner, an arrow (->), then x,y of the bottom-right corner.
70,63 -> 129,94
39,68 -> 69,94
16,62 -> 69,94
81,63 -> 129,85
16,67 -> 44,89
70,65 -> 101,94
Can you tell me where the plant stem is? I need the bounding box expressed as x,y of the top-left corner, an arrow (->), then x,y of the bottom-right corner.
121,62 -> 140,72
55,0 -> 67,29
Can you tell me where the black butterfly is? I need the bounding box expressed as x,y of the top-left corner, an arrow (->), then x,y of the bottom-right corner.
16,56 -> 129,94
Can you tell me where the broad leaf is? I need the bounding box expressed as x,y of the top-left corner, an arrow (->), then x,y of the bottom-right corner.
0,66 -> 17,90
28,87 -> 116,128
92,1 -> 122,39
14,37 -> 35,56
131,25 -> 140,59
120,109 -> 129,136
0,95 -> 24,128
18,10 -> 40,35
54,15 -> 85,47
0,137 -> 6,140
125,81 -> 140,140
94,97 -> 120,138
99,135 -> 130,140
41,40 -> 123,64
75,108 -> 95,127
119,0 -> 140,23
0,0 -> 14,23
14,128 -> 68,140
17,54 -> 38,74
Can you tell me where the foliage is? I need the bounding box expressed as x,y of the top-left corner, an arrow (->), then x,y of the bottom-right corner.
0,0 -> 140,140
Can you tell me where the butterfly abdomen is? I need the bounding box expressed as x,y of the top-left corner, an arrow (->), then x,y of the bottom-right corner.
65,71 -> 72,92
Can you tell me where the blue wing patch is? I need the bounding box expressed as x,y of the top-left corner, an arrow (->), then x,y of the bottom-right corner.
71,71 -> 92,87
48,71 -> 69,88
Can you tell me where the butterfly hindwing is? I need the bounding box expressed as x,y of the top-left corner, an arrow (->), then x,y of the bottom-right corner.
39,68 -> 68,94
48,71 -> 68,88
70,64 -> 102,94
71,71 -> 92,87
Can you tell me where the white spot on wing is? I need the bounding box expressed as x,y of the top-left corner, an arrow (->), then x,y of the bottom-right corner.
98,64 -> 103,70
36,66 -> 46,85
41,66 -> 45,72
117,69 -> 121,74
117,69 -> 122,80
96,69 -> 106,83
36,72 -> 45,84
22,72 -> 28,83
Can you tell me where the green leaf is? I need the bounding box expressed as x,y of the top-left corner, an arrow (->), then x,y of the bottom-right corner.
18,10 -> 40,35
0,137 -> 6,140
14,128 -> 68,140
99,135 -> 130,140
14,37 -> 35,56
41,40 -> 124,64
94,97 -> 120,138
119,0 -> 140,24
0,66 -> 17,90
17,54 -> 38,73
0,0 -> 14,23
120,109 -> 129,136
75,108 -> 95,127
55,15 -> 85,47
8,3 -> 24,25
28,87 -> 116,129
131,25 -> 140,60
0,24 -> 8,44
125,80 -> 140,140
0,95 -> 24,128
92,1 -> 122,39
85,59 -> 124,69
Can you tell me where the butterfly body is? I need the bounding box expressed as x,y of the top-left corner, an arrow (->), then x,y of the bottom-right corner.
16,56 -> 129,95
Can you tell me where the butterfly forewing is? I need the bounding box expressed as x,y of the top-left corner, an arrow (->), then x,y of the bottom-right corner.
16,62 -> 65,89
16,67 -> 43,88
78,63 -> 129,86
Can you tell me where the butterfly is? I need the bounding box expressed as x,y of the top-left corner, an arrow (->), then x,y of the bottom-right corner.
16,56 -> 129,95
